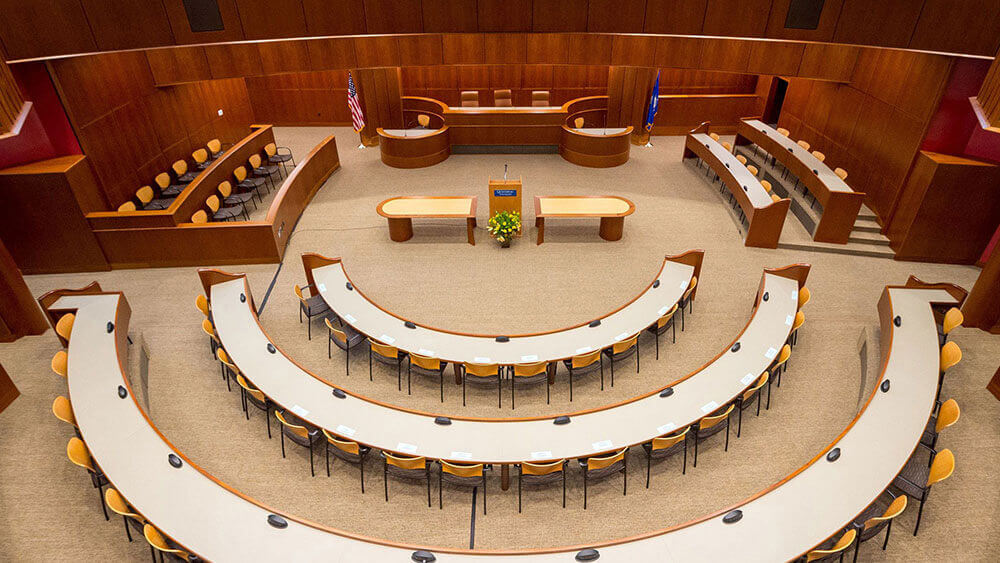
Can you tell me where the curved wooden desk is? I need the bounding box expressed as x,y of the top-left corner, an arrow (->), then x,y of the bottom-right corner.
304,251 -> 701,368
51,275 -> 959,561
534,195 -> 636,244
559,126 -> 633,168
376,196 -> 477,244
377,127 -> 450,169
205,262 -> 804,468
684,127 -> 790,249
735,119 -> 866,244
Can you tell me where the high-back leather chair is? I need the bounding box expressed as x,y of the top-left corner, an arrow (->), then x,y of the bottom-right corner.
531,90 -> 550,106
460,91 -> 479,107
494,89 -> 512,107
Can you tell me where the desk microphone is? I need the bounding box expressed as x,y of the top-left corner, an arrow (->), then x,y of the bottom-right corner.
504,163 -> 508,180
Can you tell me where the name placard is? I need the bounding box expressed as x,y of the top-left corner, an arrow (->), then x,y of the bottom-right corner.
493,189 -> 517,197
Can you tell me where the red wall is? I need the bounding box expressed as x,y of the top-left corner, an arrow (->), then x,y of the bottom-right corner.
0,62 -> 81,169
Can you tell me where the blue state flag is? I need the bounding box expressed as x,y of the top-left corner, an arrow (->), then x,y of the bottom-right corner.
644,71 -> 660,132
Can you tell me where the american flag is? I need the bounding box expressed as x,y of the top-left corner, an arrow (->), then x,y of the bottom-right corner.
347,72 -> 366,132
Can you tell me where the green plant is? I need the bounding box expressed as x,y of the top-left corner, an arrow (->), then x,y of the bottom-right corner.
487,210 -> 521,244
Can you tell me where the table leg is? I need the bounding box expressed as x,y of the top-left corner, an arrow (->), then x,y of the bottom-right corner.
466,217 -> 476,245
536,217 -> 545,245
501,463 -> 510,491
386,217 -> 413,242
599,216 -> 625,241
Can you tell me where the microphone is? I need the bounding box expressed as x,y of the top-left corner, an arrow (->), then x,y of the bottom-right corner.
504,163 -> 508,180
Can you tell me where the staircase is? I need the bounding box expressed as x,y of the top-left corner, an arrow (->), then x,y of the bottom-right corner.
734,146 -> 895,259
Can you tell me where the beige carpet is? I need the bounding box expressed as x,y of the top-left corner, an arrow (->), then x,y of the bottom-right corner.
1,127 -> 998,561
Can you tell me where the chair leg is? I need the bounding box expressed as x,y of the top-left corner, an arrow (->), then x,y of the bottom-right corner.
440,370 -> 444,403
681,439 -> 687,475
693,434 -> 699,467
384,463 -> 389,502
427,468 -> 432,508
672,321 -> 676,343
883,520 -> 892,549
309,441 -> 315,477
97,483 -> 109,520
511,373 -> 515,410
280,431 -> 286,458
725,421 -> 731,451
913,491 -> 928,535
655,332 -> 659,360
122,515 -> 132,542
360,457 -> 366,493
397,362 -> 401,391
369,350 -> 373,382
562,469 -> 566,508
346,345 -> 350,376
569,368 -> 574,402
623,455 -> 627,496
610,358 -> 614,388
498,374 -> 502,408
463,374 -> 467,406
325,443 -> 331,477
439,468 -> 443,510
583,470 -> 588,510
518,470 -> 522,513
407,365 -> 411,395
645,449 -> 651,488
483,475 -> 487,514
738,405 -> 743,438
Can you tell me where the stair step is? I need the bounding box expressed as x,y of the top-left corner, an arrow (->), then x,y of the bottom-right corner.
852,223 -> 882,234
778,241 -> 896,259
848,230 -> 891,246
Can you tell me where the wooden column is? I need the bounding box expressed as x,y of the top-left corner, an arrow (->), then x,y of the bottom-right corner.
353,67 -> 404,147
977,55 -> 1000,130
0,60 -> 25,135
962,240 -> 1000,334
0,237 -> 48,342
606,67 -> 657,145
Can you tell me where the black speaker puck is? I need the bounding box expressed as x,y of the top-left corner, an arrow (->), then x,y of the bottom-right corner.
434,416 -> 451,426
723,509 -> 743,523
168,454 -> 182,468
554,416 -> 571,425
267,514 -> 287,529
576,549 -> 600,561
332,388 -> 346,399
826,447 -> 841,462
659,387 -> 674,398
117,385 -> 128,399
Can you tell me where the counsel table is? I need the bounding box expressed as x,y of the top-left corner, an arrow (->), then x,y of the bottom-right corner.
534,196 -> 635,244
376,196 -> 477,245
54,277 -> 958,561
735,119 -> 866,244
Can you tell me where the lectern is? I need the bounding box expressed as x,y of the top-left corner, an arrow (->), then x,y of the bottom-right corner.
488,177 -> 522,236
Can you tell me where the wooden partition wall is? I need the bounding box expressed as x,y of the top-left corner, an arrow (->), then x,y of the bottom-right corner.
92,134 -> 341,268
4,1 -> 999,61
977,55 -> 1000,130
0,60 -> 24,134
607,66 -> 657,143
778,48 -> 956,225
0,238 -> 48,342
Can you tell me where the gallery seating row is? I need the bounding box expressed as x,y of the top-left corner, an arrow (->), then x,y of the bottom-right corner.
116,139 -> 224,213
735,119 -> 866,244
42,272 -> 964,561
683,122 -> 791,249
460,89 -> 552,108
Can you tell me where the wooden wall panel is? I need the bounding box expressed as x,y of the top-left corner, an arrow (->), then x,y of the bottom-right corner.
442,34 -> 485,65
147,47 -> 212,85
354,36 -> 400,68
778,48 -> 955,224
701,39 -> 751,73
588,0 -> 648,33
532,0 -> 590,32
5,1 -> 1000,61
644,0 -> 707,34
162,0 -> 245,44
205,43 -> 263,79
306,38 -> 357,70
909,0 -> 1000,57
258,40 -> 312,75
833,0 -> 922,49
611,35 -> 658,67
485,34 -> 528,64
302,0 -> 367,36
235,0 -> 307,40
0,0 -> 97,59
797,43 -> 858,82
478,0 -> 533,32
81,0 -> 175,51
747,41 -> 804,76
49,51 -> 253,208
364,0 -> 423,34
421,0 -> 478,33
702,0 -> 770,37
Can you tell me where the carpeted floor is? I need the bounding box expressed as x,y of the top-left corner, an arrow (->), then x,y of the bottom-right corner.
1,127 -> 998,561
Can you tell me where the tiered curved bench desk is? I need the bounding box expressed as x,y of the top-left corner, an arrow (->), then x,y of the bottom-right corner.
683,122 -> 790,249
205,256 -> 801,489
735,119 -> 866,244
47,271 -> 960,561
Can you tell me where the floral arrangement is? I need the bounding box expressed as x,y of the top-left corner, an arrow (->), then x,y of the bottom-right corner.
487,210 -> 521,246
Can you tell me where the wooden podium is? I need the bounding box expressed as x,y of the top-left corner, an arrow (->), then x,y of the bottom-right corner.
488,177 -> 522,236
